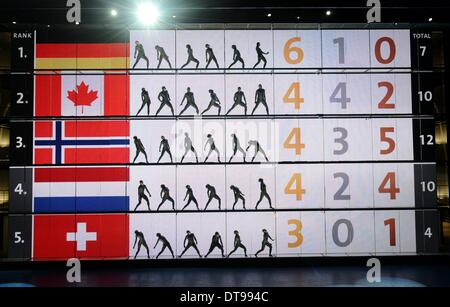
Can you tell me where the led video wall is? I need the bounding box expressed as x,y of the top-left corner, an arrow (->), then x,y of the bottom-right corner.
7,27 -> 440,260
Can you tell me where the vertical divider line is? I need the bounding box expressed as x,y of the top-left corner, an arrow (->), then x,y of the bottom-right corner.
271,23 -> 278,256
223,23 -> 228,253
174,24 -> 179,256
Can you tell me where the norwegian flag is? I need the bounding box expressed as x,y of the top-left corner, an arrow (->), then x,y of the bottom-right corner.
34,120 -> 130,165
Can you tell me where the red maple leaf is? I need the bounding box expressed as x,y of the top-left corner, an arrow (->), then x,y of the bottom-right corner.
67,81 -> 98,114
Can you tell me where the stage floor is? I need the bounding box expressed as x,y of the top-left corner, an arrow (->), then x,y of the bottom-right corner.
1,258 -> 450,287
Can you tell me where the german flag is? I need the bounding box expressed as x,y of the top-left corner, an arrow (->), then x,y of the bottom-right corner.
35,30 -> 130,70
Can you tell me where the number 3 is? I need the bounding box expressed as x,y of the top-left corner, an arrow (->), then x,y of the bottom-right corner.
333,127 -> 348,155
15,136 -> 24,148
288,219 -> 303,248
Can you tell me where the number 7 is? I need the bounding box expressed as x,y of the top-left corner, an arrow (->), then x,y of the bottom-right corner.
420,46 -> 427,57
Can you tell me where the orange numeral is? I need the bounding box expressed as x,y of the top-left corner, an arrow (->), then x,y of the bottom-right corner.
284,173 -> 306,201
378,81 -> 395,109
288,219 -> 303,248
380,127 -> 396,155
378,172 -> 400,200
384,218 -> 397,246
283,128 -> 305,155
284,37 -> 304,64
375,37 -> 396,64
283,82 -> 304,110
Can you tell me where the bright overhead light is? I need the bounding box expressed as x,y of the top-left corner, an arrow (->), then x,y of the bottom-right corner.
137,2 -> 160,25
12,21 -> 16,24
297,16 -> 300,20
111,9 -> 118,17
267,13 -> 272,17
428,17 -> 433,22
326,10 -> 332,16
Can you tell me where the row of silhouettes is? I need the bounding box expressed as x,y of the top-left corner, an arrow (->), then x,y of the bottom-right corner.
136,85 -> 269,116
133,229 -> 274,259
133,133 -> 269,164
133,41 -> 269,69
134,178 -> 273,212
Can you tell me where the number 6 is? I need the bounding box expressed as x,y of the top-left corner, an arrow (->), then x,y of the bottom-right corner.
284,37 -> 304,64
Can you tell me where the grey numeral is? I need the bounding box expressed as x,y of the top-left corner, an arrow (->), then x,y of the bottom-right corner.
330,82 -> 351,109
333,37 -> 345,64
332,219 -> 354,247
333,127 -> 348,155
334,172 -> 351,200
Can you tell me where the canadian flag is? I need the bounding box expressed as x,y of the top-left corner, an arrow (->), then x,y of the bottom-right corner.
35,73 -> 129,117
63,75 -> 103,116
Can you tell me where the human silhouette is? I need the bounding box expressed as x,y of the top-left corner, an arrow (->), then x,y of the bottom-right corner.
134,180 -> 151,211
132,40 -> 149,69
155,45 -> 172,69
204,133 -> 221,162
157,136 -> 173,163
205,232 -> 225,258
255,229 -> 274,257
230,185 -> 245,210
252,84 -> 269,115
255,178 -> 273,209
180,44 -> 199,69
182,185 -> 200,210
179,87 -> 199,115
157,184 -> 175,211
156,86 -> 174,116
229,133 -> 246,162
253,42 -> 269,69
179,230 -> 202,258
205,44 -> 219,69
136,87 -> 151,116
201,89 -> 221,115
226,87 -> 247,115
246,140 -> 269,162
132,136 -> 149,164
180,132 -> 199,163
154,233 -> 175,259
133,230 -> 150,259
204,184 -> 221,210
228,45 -> 245,68
227,230 -> 248,257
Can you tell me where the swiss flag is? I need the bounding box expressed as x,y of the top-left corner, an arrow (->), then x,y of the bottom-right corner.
35,74 -> 129,117
33,214 -> 129,260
